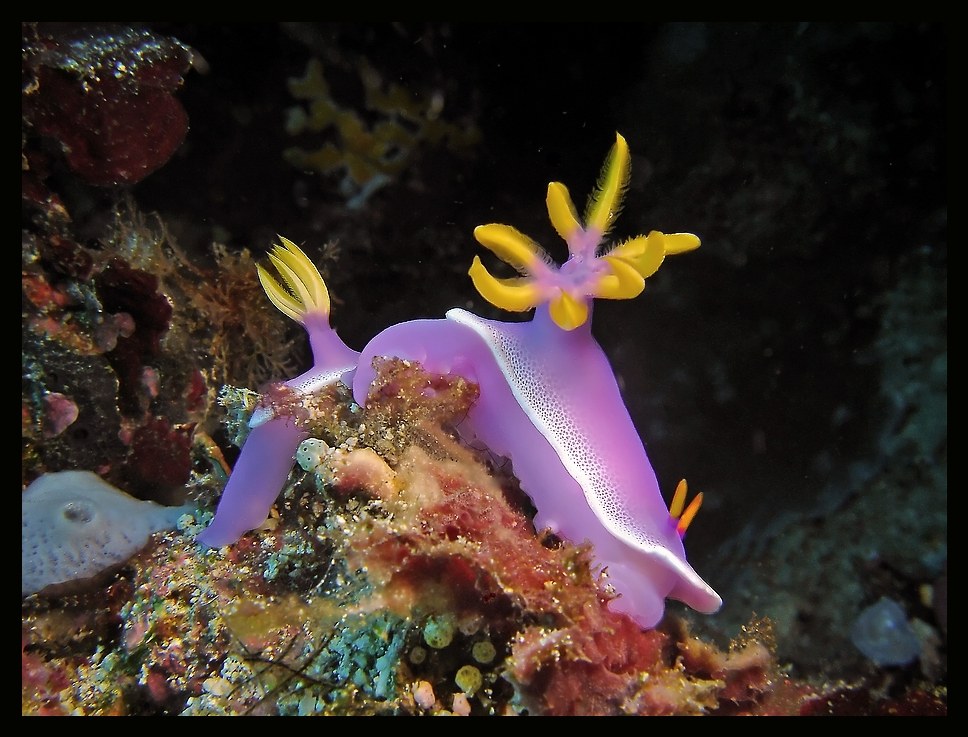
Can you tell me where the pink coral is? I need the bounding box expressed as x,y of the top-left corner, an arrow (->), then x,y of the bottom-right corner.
312,359 -> 778,715
41,392 -> 79,438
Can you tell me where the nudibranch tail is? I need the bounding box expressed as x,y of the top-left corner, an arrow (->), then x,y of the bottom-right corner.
469,131 -> 701,331
257,236 -> 331,323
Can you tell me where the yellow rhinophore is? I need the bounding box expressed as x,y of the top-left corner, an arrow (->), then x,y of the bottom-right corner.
669,478 -> 704,538
256,236 -> 331,324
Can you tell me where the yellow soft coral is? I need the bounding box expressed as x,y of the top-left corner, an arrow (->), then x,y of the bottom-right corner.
470,133 -> 700,330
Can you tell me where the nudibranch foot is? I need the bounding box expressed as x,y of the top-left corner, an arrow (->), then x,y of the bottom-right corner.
196,418 -> 307,548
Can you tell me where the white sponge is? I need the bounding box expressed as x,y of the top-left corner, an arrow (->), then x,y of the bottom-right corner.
22,470 -> 188,596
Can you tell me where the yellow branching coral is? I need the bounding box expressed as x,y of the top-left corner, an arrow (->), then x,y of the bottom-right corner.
284,58 -> 480,209
470,132 -> 700,330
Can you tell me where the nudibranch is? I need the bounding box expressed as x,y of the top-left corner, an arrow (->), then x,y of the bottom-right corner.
197,240 -> 360,548
199,133 -> 722,629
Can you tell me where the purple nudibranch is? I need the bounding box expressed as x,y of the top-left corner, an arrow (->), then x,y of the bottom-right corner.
198,133 -> 722,628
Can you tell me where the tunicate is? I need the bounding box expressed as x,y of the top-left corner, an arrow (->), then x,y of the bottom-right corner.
423,613 -> 456,649
454,664 -> 482,695
850,596 -> 921,667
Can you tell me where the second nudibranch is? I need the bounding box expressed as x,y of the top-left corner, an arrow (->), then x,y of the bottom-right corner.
198,133 -> 722,629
